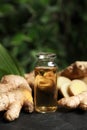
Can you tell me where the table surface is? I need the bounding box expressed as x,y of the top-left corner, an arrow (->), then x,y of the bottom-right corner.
0,108 -> 87,130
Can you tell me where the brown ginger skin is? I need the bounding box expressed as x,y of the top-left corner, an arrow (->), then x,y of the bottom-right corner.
0,87 -> 34,121
58,95 -> 80,109
60,61 -> 87,79
0,74 -> 34,121
1,74 -> 32,92
1,74 -> 31,91
24,71 -> 35,90
58,91 -> 87,110
79,97 -> 87,110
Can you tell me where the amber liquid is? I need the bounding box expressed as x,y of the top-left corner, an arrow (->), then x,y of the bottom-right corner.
34,67 -> 58,113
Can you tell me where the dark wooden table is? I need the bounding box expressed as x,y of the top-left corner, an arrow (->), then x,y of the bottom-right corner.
0,108 -> 87,130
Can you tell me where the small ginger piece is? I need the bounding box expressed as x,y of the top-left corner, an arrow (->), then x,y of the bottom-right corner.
0,87 -> 34,121
58,91 -> 87,110
60,61 -> 87,79
69,79 -> 87,96
24,71 -> 35,90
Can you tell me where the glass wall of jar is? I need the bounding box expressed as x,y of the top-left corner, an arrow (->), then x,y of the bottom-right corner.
34,52 -> 58,113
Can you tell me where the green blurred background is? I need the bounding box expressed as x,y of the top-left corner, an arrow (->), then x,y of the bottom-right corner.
0,0 -> 87,73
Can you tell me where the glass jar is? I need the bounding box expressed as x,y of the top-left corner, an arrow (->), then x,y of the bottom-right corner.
34,52 -> 58,113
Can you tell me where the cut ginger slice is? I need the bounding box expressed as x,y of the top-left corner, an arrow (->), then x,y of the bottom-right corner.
57,76 -> 71,90
69,79 -> 87,96
60,83 -> 71,97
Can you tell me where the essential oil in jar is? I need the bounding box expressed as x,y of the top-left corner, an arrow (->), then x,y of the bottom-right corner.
34,53 -> 58,113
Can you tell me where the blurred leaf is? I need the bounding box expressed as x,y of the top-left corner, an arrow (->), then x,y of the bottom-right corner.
0,44 -> 24,78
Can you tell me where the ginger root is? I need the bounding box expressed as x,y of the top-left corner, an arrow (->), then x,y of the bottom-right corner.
24,71 -> 35,90
1,87 -> 34,121
1,74 -> 31,92
0,74 -> 34,121
58,91 -> 87,110
57,61 -> 87,110
79,97 -> 87,110
60,61 -> 87,79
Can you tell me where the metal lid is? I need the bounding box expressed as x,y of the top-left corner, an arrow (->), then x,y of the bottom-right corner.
36,52 -> 56,60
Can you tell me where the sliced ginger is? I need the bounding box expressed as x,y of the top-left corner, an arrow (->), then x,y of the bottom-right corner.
57,78 -> 87,111
56,61 -> 87,111
69,79 -> 87,96
57,76 -> 71,89
60,84 -> 70,97
57,76 -> 71,97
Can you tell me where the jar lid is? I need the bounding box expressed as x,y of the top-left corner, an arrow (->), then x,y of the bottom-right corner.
36,52 -> 56,60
